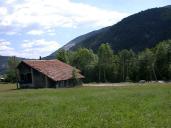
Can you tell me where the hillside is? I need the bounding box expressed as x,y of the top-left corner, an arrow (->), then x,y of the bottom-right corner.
47,5 -> 171,58
0,56 -> 9,74
0,56 -> 24,74
45,27 -> 110,59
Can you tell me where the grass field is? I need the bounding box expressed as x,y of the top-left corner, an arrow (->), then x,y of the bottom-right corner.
0,83 -> 171,128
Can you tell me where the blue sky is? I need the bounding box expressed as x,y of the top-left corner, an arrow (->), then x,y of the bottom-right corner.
0,0 -> 170,58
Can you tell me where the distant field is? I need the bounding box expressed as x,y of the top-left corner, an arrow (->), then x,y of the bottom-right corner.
0,83 -> 171,128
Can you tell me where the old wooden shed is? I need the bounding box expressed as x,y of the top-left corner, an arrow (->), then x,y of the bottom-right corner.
17,60 -> 84,88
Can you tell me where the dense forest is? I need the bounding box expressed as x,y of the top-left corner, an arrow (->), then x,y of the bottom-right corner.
57,40 -> 171,83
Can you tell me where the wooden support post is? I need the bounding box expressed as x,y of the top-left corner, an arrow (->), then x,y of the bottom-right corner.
31,68 -> 35,87
17,69 -> 21,89
45,76 -> 48,88
16,82 -> 19,89
66,80 -> 68,87
56,81 -> 58,88
59,81 -> 61,87
61,81 -> 63,87
62,81 -> 63,87
57,81 -> 60,88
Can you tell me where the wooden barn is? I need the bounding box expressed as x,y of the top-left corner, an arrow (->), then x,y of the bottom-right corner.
17,60 -> 84,88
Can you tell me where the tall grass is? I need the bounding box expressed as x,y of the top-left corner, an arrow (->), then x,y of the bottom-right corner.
0,84 -> 171,128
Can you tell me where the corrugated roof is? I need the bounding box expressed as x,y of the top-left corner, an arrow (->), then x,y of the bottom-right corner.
20,60 -> 84,81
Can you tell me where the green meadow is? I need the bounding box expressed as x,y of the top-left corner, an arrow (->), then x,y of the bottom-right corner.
0,83 -> 171,128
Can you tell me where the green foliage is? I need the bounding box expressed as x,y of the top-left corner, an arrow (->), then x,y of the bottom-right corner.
72,48 -> 97,82
138,48 -> 156,81
169,64 -> 171,79
98,43 -> 113,65
72,67 -> 80,86
56,49 -> 69,64
6,57 -> 19,83
61,40 -> 171,83
73,48 -> 97,71
118,49 -> 137,81
0,83 -> 171,128
154,40 -> 171,79
50,38 -> 171,83
98,43 -> 113,82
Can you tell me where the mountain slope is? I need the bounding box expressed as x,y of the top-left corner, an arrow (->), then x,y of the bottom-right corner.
0,56 -> 24,74
47,5 -> 171,58
0,56 -> 9,74
45,27 -> 110,59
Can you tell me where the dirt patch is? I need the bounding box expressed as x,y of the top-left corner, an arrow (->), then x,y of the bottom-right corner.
83,83 -> 136,87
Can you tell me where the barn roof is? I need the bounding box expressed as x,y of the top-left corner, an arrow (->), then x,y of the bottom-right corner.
19,60 -> 84,81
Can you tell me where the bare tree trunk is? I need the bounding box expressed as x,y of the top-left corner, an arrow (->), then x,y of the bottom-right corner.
123,60 -> 125,81
98,66 -> 101,82
152,63 -> 157,81
104,68 -> 106,82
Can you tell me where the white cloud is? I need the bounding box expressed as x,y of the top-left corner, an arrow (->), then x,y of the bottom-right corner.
48,32 -> 56,36
46,29 -> 56,36
0,0 -> 129,58
21,39 -> 61,58
6,0 -> 17,4
0,39 -> 61,59
0,40 -> 13,51
0,0 -> 128,28
27,30 -> 45,35
0,40 -> 17,56
0,7 -> 8,16
6,31 -> 18,35
0,40 -> 11,46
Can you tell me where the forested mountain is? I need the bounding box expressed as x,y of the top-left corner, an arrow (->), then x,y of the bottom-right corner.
47,5 -> 171,58
0,56 -> 9,74
0,56 -> 24,74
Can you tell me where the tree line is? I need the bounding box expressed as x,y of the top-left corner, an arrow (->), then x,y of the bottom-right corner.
5,40 -> 171,83
57,40 -> 171,83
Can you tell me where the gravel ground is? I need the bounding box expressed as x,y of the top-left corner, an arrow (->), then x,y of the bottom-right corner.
83,82 -> 171,87
83,82 -> 136,87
